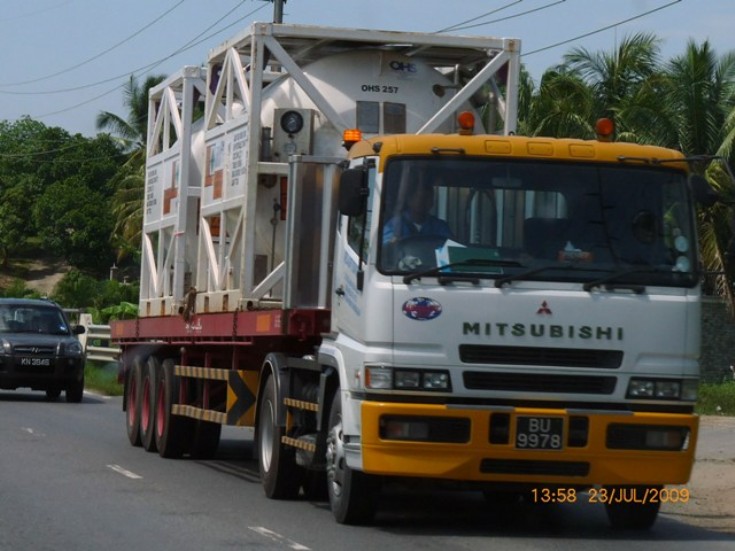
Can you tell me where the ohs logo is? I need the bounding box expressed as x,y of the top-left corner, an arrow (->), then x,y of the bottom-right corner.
389,60 -> 417,73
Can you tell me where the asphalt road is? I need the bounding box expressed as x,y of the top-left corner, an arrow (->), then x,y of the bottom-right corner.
1,389 -> 734,551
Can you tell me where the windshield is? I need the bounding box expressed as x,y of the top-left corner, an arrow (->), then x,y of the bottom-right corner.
378,157 -> 698,288
0,304 -> 70,335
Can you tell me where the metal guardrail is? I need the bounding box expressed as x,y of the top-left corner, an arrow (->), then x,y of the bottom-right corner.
78,313 -> 120,364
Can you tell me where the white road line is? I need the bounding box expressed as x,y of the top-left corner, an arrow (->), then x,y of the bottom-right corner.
249,526 -> 311,550
107,464 -> 143,480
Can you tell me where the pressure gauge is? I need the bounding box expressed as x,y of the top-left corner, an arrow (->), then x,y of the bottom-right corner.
280,110 -> 304,135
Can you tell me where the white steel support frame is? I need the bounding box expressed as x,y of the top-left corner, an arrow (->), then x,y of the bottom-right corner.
140,66 -> 206,315
201,23 -> 522,306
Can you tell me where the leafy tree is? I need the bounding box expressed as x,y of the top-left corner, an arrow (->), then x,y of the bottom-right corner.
33,179 -> 116,276
0,118 -> 124,272
50,269 -> 101,309
0,177 -> 37,265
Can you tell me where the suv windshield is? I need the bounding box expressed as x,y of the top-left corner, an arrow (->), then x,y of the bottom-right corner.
378,157 -> 698,288
0,304 -> 71,335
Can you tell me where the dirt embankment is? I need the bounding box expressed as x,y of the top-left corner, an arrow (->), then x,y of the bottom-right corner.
0,258 -> 68,296
661,415 -> 735,532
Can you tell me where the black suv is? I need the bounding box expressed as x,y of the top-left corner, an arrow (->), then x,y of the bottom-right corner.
0,298 -> 86,402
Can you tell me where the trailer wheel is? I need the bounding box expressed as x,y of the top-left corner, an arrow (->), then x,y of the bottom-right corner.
326,390 -> 378,524
257,375 -> 302,499
140,356 -> 159,452
125,358 -> 144,447
604,486 -> 661,530
154,359 -> 190,458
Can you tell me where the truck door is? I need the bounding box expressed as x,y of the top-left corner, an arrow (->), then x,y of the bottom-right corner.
331,163 -> 376,341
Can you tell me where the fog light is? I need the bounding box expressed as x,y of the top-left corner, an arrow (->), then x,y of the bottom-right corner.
382,419 -> 429,440
423,371 -> 450,390
645,428 -> 687,450
654,380 -> 681,399
394,370 -> 421,389
628,379 -> 655,398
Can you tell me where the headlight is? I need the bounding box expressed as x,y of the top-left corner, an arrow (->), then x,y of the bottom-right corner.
627,378 -> 697,401
65,341 -> 83,356
365,365 -> 451,392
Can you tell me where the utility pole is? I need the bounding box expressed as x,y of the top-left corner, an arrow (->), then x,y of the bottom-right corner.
272,0 -> 286,23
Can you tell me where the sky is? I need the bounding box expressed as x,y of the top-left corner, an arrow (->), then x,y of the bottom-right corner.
1,0 -> 733,137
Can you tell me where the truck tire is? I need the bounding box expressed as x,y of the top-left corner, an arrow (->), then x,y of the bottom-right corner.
66,371 -> 84,403
326,390 -> 378,524
126,358 -> 144,447
257,375 -> 302,499
140,356 -> 159,452
604,485 -> 661,530
154,359 -> 191,458
188,420 -> 221,459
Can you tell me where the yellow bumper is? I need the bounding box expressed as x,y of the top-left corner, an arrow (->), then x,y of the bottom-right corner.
360,402 -> 698,486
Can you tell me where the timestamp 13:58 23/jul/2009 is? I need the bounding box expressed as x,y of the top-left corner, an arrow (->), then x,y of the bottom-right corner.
531,487 -> 690,504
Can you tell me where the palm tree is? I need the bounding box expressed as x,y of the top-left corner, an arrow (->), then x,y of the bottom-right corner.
562,32 -> 665,142
662,41 -> 735,308
520,67 -> 596,138
97,74 -> 165,150
98,74 -> 165,260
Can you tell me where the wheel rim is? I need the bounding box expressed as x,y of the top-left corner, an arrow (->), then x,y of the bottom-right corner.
141,377 -> 151,430
156,377 -> 166,439
326,412 -> 345,499
259,398 -> 275,471
127,373 -> 137,429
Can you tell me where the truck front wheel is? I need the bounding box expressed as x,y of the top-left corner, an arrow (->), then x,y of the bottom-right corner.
257,375 -> 302,499
326,390 -> 378,524
604,485 -> 661,530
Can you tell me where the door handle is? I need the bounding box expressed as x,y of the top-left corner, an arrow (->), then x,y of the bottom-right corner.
335,286 -> 345,297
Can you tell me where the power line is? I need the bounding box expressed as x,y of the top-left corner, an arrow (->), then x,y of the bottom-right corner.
523,0 -> 683,57
0,1 -> 261,97
439,0 -> 567,33
26,2 -> 267,120
436,0 -> 523,33
0,0 -> 187,88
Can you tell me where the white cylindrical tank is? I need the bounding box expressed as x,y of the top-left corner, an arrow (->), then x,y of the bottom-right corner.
261,49 -> 477,158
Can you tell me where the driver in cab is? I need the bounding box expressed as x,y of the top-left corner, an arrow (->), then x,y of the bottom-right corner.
383,180 -> 451,243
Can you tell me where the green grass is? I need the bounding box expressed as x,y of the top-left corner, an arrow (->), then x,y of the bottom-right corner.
84,360 -> 123,396
696,381 -> 735,416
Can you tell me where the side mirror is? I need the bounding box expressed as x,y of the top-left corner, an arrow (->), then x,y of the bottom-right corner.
73,325 -> 86,335
688,173 -> 720,207
339,168 -> 367,217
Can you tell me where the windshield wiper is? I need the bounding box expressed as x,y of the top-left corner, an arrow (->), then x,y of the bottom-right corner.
582,268 -> 661,293
494,264 -> 582,288
403,259 -> 523,284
